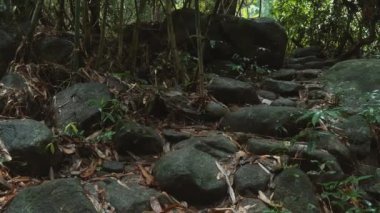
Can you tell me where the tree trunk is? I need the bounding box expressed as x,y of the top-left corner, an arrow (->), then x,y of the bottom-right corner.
194,0 -> 205,96
117,0 -> 125,61
73,0 -> 80,71
96,0 -> 109,68
89,0 -> 101,34
55,0 -> 65,31
165,0 -> 186,84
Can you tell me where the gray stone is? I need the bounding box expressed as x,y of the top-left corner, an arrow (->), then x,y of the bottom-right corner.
337,115 -> 373,159
288,56 -> 323,64
235,164 -> 270,196
293,46 -> 322,58
322,59 -> 380,112
271,98 -> 297,107
238,198 -> 270,213
162,129 -> 191,144
0,73 -> 26,89
257,90 -> 277,100
87,179 -> 165,212
152,147 -> 227,204
102,160 -> 125,173
207,76 -> 260,105
204,101 -> 230,120
34,36 -> 74,64
220,105 -> 307,137
0,119 -> 53,176
273,168 -> 320,213
53,82 -> 111,130
271,69 -> 297,81
173,134 -> 238,159
113,121 -> 163,155
262,78 -> 302,96
5,178 -> 97,213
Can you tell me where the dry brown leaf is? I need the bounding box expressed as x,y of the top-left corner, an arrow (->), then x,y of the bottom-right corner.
80,160 -> 98,179
138,164 -> 154,186
59,144 -> 76,154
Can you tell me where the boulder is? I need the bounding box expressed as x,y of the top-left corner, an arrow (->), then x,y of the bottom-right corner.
322,59 -> 380,112
238,198 -> 270,213
113,121 -> 163,155
170,9 -> 287,68
0,119 -> 53,176
273,168 -> 320,213
52,82 -> 111,131
220,105 -> 307,137
293,46 -> 323,58
162,129 -> 191,144
207,76 -> 260,105
0,73 -> 26,89
152,147 -> 227,204
33,35 -> 74,65
5,179 -> 97,213
204,101 -> 230,120
172,134 -> 238,159
235,164 -> 270,196
271,98 -> 297,107
262,78 -> 302,96
85,179 -> 166,212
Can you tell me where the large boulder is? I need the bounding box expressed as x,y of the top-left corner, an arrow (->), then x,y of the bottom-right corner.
322,59 -> 380,112
169,9 -> 287,69
220,105 -> 307,137
0,119 -> 53,176
152,147 -> 227,204
52,82 -> 111,131
5,178 -> 97,213
33,35 -> 74,65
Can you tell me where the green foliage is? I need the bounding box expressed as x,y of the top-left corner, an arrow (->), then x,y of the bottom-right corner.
45,142 -> 56,154
321,175 -> 378,212
90,98 -> 126,126
297,108 -> 342,127
64,122 -> 84,138
359,90 -> 380,125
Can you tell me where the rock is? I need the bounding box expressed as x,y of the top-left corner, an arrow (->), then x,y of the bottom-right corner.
162,129 -> 191,144
220,105 -> 307,137
207,76 -> 260,105
262,78 -> 302,96
53,82 -> 111,130
297,130 -> 352,169
102,160 -> 125,173
235,164 -> 270,196
271,98 -> 297,107
152,147 -> 227,204
5,178 -> 97,213
86,179 -> 166,212
257,90 -> 277,100
271,69 -> 321,81
113,121 -> 163,155
246,137 -> 289,155
322,59 -> 380,112
0,73 -> 26,89
0,119 -> 53,176
273,168 -> 320,213
288,55 -> 323,64
337,115 -> 374,159
204,101 -> 230,120
173,134 -> 238,159
0,176 -> 11,191
170,9 -> 287,68
293,46 -> 322,58
206,60 -> 239,77
297,69 -> 322,79
238,198 -> 270,213
0,29 -> 16,76
33,35 -> 74,65
302,60 -> 334,69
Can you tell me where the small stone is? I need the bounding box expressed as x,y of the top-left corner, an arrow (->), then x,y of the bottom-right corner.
102,160 -> 125,173
162,129 -> 191,144
235,164 -> 270,196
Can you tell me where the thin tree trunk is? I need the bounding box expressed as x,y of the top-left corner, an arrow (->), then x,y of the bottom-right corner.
73,0 -> 80,71
56,0 -> 65,31
118,0 -> 125,62
165,0 -> 186,84
129,0 -> 142,78
96,0 -> 108,68
195,0 -> 204,96
83,0 -> 91,55
259,0 -> 262,17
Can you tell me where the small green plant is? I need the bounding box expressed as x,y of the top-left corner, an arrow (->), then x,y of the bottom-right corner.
297,108 -> 342,127
64,122 -> 84,138
321,175 -> 377,212
45,142 -> 56,154
90,98 -> 126,126
95,130 -> 116,143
